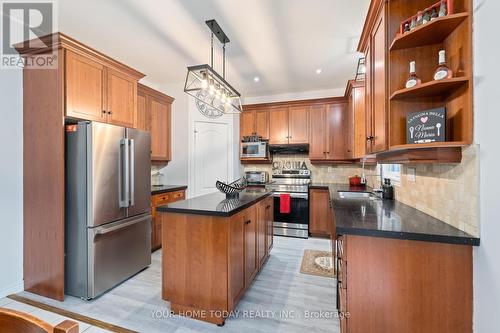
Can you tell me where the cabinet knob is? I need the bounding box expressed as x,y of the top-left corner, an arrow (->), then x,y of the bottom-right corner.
266,205 -> 271,209
102,110 -> 106,114
366,136 -> 374,141
108,111 -> 112,115
245,219 -> 251,224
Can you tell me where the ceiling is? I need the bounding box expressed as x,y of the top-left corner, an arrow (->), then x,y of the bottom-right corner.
57,0 -> 370,97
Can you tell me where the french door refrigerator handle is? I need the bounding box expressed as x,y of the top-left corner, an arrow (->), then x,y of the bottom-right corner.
120,138 -> 130,208
129,138 -> 135,206
94,215 -> 149,235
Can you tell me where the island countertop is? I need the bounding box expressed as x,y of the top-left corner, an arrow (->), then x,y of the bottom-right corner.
157,188 -> 273,217
310,183 -> 480,246
151,185 -> 187,195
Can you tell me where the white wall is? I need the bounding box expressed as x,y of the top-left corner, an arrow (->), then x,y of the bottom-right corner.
242,87 -> 345,105
0,68 -> 24,297
146,81 -> 190,186
473,0 -> 500,331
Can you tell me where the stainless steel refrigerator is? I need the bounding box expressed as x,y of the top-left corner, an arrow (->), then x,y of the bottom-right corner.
65,121 -> 152,300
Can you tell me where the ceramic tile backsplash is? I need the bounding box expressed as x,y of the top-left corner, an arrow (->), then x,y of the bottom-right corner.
242,154 -> 361,184
363,145 -> 479,237
243,145 -> 479,237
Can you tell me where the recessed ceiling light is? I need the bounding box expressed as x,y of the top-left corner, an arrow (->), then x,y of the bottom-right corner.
316,69 -> 322,74
254,76 -> 260,82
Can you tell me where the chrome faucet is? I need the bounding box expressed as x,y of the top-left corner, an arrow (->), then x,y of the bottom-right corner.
360,157 -> 367,185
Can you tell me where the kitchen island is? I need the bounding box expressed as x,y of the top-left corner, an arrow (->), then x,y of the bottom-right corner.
156,189 -> 274,325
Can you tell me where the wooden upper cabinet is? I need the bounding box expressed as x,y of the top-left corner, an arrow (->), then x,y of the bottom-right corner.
65,50 -> 106,122
136,92 -> 148,131
240,111 -> 255,139
352,83 -> 366,159
64,38 -> 143,128
288,106 -> 309,144
255,109 -> 269,139
269,107 -> 289,144
150,97 -> 171,161
371,7 -> 387,153
309,105 -> 327,160
365,40 -> 373,154
240,109 -> 269,140
106,69 -> 137,128
326,103 -> 349,160
138,84 -> 174,162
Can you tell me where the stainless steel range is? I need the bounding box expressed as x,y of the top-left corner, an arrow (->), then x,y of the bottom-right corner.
265,162 -> 310,238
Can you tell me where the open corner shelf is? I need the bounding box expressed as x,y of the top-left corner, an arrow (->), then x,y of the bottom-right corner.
390,12 -> 469,51
389,77 -> 469,100
389,141 -> 469,151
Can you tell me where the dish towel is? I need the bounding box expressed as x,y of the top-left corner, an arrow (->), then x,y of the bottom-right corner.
280,193 -> 291,214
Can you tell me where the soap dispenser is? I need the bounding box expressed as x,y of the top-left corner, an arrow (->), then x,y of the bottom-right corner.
382,178 -> 394,200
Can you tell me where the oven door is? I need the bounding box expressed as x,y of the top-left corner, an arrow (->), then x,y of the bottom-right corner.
272,192 -> 309,238
241,142 -> 267,158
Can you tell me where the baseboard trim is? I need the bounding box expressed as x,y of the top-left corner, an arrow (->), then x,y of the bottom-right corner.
0,281 -> 23,299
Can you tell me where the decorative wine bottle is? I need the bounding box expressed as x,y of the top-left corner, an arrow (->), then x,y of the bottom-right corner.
416,11 -> 424,26
431,8 -> 438,20
423,10 -> 431,24
405,61 -> 421,88
410,16 -> 417,30
439,0 -> 448,17
433,50 -> 453,80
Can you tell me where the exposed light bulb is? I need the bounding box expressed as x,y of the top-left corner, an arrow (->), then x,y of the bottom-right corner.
316,68 -> 322,74
254,76 -> 260,82
215,85 -> 221,99
200,72 -> 208,89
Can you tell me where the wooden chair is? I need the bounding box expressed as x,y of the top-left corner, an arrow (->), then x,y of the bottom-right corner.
0,307 -> 79,333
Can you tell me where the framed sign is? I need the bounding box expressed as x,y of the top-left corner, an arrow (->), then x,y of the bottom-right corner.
406,107 -> 446,144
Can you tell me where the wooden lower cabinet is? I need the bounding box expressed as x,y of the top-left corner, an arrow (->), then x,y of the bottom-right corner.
150,190 -> 185,251
161,195 -> 273,325
336,234 -> 473,333
244,206 -> 257,286
309,189 -> 331,236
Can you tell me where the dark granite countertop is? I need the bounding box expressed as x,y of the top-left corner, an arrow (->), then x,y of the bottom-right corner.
151,185 -> 187,195
310,183 -> 480,246
157,188 -> 273,217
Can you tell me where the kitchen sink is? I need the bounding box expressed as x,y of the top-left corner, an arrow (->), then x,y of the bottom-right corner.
337,191 -> 379,200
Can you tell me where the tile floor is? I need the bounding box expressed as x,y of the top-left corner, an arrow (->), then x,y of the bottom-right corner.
3,236 -> 339,333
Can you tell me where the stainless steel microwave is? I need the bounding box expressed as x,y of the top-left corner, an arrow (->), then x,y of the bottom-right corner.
241,141 -> 267,158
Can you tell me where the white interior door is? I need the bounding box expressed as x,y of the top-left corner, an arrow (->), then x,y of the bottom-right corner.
193,121 -> 229,197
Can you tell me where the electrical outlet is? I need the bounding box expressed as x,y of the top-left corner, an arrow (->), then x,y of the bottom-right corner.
407,167 -> 416,182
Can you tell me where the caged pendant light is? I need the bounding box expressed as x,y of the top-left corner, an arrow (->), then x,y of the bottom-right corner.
184,19 -> 242,119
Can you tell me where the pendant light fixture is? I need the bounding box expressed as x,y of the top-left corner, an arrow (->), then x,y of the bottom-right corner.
184,19 -> 242,118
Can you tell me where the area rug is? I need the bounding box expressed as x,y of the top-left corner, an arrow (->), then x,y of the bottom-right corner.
300,250 -> 335,278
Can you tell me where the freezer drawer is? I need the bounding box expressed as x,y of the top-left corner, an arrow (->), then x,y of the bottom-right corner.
87,214 -> 151,299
